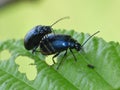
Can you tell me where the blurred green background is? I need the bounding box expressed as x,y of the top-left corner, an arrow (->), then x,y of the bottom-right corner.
0,0 -> 120,42
0,0 -> 120,80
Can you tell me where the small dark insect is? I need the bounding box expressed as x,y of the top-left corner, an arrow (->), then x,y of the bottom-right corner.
40,31 -> 100,69
87,64 -> 95,69
24,16 -> 69,53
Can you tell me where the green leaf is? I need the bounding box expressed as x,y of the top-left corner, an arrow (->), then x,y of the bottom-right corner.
0,30 -> 120,90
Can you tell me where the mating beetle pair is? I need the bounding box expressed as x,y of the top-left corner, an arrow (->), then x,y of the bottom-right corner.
24,17 -> 69,53
24,17 -> 99,69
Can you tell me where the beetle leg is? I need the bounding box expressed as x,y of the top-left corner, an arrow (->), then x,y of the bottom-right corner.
52,52 -> 60,64
32,47 -> 37,54
57,50 -> 67,70
69,49 -> 77,62
32,45 -> 40,54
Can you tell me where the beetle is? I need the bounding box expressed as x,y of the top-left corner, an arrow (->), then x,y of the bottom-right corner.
39,31 -> 100,69
24,16 -> 69,53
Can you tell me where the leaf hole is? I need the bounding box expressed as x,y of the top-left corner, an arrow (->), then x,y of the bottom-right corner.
15,56 -> 37,80
0,49 -> 11,60
45,55 -> 56,65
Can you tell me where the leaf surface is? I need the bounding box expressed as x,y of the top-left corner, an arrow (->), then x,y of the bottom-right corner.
0,30 -> 120,90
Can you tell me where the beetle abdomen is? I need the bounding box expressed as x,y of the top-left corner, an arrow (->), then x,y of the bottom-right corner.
40,34 -> 71,55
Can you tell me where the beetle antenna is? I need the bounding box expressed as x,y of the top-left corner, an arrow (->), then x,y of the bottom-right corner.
50,16 -> 70,27
81,31 -> 100,47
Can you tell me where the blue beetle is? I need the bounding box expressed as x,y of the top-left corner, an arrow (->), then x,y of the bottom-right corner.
39,31 -> 100,69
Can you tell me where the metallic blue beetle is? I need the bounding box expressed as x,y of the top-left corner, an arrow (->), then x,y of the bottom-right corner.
40,31 -> 100,69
